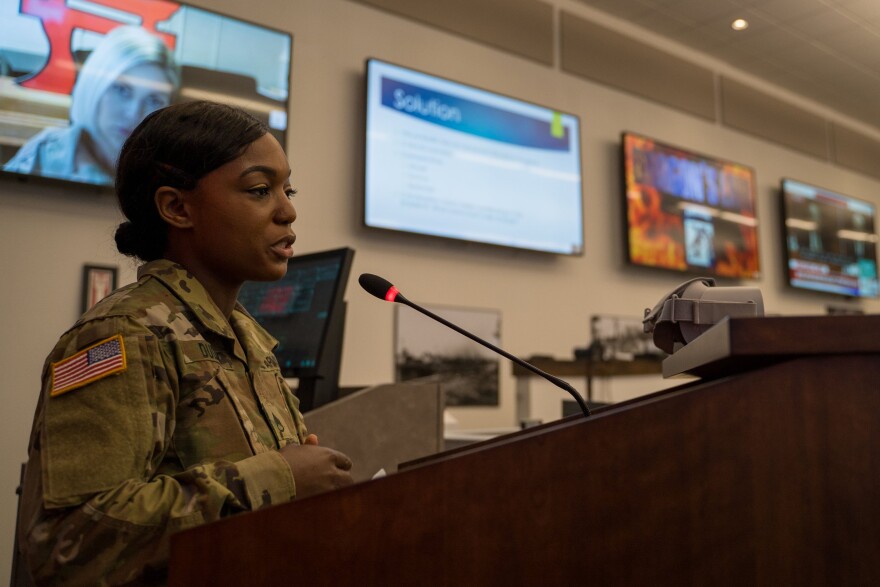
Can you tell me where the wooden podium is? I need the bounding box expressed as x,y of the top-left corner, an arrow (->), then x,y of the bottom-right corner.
169,315 -> 880,586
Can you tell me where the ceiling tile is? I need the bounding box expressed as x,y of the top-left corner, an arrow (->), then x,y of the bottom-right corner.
709,18 -> 801,60
728,27 -> 804,56
740,57 -> 792,79
836,0 -> 880,25
772,70 -> 821,92
674,26 -> 733,51
749,0 -> 828,23
786,9 -> 862,38
820,95 -> 880,128
817,25 -> 880,56
764,44 -> 843,75
633,11 -> 695,36
648,0 -> 736,24
820,61 -> 876,89
839,82 -> 880,111
571,0 -> 654,20
696,8 -> 773,38
820,26 -> 880,66
717,53 -> 759,72
724,0 -> 762,6
573,0 -> 880,132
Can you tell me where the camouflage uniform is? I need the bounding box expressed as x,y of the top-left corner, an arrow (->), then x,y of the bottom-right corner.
19,260 -> 309,585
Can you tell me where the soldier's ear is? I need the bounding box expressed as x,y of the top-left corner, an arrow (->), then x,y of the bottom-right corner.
154,187 -> 193,229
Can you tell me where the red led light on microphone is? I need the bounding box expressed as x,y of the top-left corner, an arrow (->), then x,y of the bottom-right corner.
385,286 -> 399,302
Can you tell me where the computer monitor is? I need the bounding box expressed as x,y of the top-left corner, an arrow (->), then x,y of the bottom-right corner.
237,247 -> 355,412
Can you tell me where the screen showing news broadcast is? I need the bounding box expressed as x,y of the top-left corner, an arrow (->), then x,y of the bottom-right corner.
623,132 -> 760,279
0,0 -> 291,188
782,178 -> 879,298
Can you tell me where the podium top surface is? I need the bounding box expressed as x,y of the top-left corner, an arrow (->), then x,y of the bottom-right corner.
662,314 -> 880,379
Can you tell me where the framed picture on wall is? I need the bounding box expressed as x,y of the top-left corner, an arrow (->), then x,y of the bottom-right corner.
81,264 -> 118,313
395,303 -> 501,406
589,314 -> 666,361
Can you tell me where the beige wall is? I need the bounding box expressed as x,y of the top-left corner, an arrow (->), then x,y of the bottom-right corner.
3,0 -> 880,577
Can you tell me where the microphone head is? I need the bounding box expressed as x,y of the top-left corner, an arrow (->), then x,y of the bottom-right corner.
359,273 -> 402,302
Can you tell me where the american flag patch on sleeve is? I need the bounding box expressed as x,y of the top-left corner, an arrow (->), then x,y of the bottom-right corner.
50,334 -> 127,397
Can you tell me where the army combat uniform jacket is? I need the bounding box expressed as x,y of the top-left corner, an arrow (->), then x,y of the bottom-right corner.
19,260 -> 309,585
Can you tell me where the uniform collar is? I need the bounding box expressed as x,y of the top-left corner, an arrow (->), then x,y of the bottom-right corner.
138,260 -> 281,365
138,260 -> 236,341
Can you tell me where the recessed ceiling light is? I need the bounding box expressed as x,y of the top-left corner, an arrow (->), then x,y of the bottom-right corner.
731,18 -> 749,31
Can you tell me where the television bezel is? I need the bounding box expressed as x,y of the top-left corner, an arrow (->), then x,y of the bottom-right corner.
779,177 -> 879,299
620,131 -> 760,280
363,57 -> 585,257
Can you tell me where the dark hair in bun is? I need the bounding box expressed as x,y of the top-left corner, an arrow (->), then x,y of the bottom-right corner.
114,100 -> 269,261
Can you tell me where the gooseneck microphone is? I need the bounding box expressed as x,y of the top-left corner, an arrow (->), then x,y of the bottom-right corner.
358,273 -> 591,418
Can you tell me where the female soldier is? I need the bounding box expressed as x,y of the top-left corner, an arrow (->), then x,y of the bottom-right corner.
17,100 -> 354,585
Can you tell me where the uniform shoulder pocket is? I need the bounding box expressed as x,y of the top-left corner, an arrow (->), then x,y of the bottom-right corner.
42,328 -> 156,507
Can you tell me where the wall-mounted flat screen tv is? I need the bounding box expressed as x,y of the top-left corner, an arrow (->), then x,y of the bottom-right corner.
0,0 -> 291,188
622,133 -> 760,279
365,58 -> 584,256
781,178 -> 878,298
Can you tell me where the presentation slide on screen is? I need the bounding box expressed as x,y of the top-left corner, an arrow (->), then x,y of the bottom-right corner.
365,60 -> 583,255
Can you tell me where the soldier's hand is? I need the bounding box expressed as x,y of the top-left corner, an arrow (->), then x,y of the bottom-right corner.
279,443 -> 353,499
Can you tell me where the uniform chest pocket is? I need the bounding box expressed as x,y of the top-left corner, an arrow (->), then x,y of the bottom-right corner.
173,359 -> 259,467
251,369 -> 302,447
